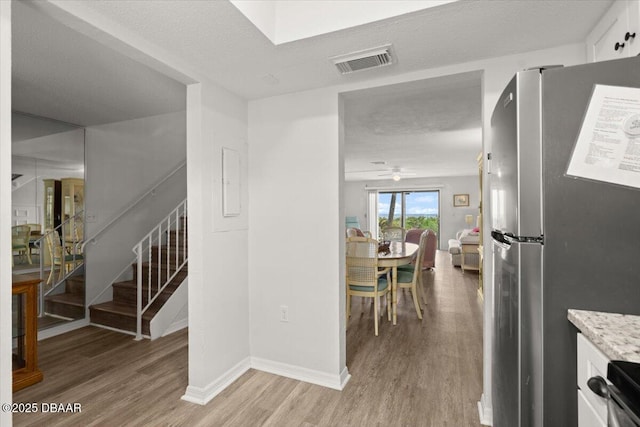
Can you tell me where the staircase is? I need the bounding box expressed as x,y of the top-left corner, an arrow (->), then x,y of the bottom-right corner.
89,202 -> 188,338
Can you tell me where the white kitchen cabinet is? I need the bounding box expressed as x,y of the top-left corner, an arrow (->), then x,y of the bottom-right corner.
577,333 -> 609,427
586,0 -> 639,62
578,389 -> 606,427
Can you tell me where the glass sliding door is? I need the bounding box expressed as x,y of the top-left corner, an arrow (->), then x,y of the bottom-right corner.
378,192 -> 403,229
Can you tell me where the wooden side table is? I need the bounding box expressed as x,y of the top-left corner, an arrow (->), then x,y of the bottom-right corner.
12,273 -> 43,391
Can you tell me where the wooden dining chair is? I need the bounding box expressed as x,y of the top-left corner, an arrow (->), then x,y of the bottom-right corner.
395,230 -> 428,320
12,225 -> 32,266
24,223 -> 42,259
346,237 -> 391,336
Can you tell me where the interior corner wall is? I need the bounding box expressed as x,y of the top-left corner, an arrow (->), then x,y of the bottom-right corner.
186,80 -> 250,397
0,1 -> 11,424
248,87 -> 344,382
83,111 -> 187,307
344,175 -> 480,249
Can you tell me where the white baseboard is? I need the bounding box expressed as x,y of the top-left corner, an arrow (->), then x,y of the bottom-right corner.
181,356 -> 351,406
181,357 -> 251,405
38,318 -> 90,341
161,317 -> 188,337
477,393 -> 493,426
251,357 -> 350,391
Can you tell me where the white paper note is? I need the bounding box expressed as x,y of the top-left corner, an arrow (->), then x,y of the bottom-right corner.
566,84 -> 640,189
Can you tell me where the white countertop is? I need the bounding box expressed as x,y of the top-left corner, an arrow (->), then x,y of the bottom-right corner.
568,309 -> 640,363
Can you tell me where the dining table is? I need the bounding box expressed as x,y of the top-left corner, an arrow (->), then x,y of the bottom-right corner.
378,241 -> 419,325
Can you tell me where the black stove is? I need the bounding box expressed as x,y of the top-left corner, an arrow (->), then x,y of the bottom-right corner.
608,361 -> 640,425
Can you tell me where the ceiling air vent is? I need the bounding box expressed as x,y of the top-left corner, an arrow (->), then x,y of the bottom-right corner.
331,44 -> 394,75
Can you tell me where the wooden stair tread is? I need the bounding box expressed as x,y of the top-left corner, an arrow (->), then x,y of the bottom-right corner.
112,280 -> 137,288
91,302 -> 136,317
113,279 -> 182,290
90,301 -> 155,320
133,261 -> 188,270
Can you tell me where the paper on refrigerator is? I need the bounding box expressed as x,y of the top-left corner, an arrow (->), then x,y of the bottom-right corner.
566,84 -> 640,189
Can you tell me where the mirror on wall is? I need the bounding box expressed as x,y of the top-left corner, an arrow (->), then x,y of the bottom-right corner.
12,112 -> 86,330
11,112 -> 84,236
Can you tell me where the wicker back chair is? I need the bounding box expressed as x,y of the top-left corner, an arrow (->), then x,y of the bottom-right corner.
346,237 -> 391,336
396,230 -> 429,319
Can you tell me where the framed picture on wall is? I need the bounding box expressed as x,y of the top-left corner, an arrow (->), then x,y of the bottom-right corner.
453,194 -> 469,207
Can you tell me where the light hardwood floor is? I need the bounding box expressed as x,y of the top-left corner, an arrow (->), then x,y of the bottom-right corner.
13,250 -> 483,426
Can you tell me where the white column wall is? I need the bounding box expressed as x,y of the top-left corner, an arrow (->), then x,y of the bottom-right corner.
0,1 -> 12,425
248,88 -> 346,386
184,80 -> 250,402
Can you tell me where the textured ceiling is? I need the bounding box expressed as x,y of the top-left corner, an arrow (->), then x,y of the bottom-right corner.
12,0 -> 186,127
12,0 -> 613,181
77,0 -> 612,100
70,0 -> 611,182
343,71 -> 482,181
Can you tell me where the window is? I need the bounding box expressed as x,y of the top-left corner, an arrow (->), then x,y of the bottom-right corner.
377,190 -> 440,238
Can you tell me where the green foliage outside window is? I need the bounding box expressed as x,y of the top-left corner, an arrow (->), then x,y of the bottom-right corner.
378,216 -> 439,234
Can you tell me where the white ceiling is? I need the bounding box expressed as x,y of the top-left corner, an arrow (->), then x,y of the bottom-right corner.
12,0 -> 613,181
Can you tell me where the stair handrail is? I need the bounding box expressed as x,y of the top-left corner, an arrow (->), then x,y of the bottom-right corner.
37,211 -> 85,314
81,160 -> 186,252
133,198 -> 187,340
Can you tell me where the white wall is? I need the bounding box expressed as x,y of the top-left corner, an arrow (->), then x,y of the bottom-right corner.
0,2 -> 12,425
84,111 -> 186,307
344,175 -> 479,249
249,87 -> 346,387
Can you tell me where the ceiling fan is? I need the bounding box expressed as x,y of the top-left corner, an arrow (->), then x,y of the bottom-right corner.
378,167 -> 416,181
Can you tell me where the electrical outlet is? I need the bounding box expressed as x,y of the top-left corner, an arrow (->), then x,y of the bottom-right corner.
280,305 -> 289,322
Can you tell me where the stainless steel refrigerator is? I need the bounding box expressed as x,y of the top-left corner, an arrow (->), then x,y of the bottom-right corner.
489,56 -> 640,427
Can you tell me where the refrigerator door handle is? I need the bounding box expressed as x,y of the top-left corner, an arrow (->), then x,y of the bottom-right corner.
492,230 -> 545,245
504,233 -> 544,244
491,230 -> 512,246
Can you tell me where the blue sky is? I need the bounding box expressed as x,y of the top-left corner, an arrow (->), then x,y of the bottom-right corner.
378,191 -> 439,216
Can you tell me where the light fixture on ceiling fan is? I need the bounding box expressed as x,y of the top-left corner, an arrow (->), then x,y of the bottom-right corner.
378,167 -> 416,181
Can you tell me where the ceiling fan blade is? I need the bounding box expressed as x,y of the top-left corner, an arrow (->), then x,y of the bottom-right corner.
345,169 -> 388,174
